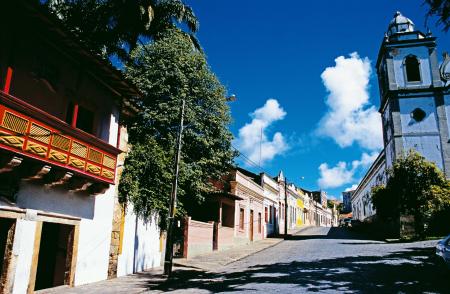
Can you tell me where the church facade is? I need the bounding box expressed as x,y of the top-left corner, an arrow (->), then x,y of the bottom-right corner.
352,12 -> 450,223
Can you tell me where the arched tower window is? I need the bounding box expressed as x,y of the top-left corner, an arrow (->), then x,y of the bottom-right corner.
405,55 -> 421,82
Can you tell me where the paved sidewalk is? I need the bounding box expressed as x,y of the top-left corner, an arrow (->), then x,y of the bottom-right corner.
38,226 -> 311,294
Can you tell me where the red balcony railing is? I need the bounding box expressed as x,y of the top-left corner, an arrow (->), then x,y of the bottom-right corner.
0,90 -> 120,184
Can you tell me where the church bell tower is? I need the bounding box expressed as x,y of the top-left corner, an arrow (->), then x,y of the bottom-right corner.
376,11 -> 450,176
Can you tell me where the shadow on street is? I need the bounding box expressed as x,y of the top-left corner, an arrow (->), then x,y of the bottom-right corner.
151,246 -> 448,293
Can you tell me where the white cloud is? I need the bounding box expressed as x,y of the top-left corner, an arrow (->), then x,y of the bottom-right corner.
235,99 -> 289,165
345,184 -> 359,192
318,151 -> 379,189
351,151 -> 379,169
318,161 -> 354,189
317,52 -> 383,151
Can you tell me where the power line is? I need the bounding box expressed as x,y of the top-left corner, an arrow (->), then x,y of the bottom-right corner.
231,145 -> 264,173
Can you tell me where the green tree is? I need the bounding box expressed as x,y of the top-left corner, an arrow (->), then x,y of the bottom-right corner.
424,0 -> 449,32
372,151 -> 450,237
42,0 -> 199,60
118,28 -> 236,228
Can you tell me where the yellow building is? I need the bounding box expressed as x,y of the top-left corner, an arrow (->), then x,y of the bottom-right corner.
296,197 -> 304,226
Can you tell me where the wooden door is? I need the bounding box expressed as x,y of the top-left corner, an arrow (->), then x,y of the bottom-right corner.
250,210 -> 254,241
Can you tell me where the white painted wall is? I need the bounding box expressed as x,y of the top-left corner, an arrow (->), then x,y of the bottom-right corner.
16,184 -> 96,220
15,183 -> 115,286
74,186 -> 115,286
117,205 -> 161,277
12,219 -> 36,294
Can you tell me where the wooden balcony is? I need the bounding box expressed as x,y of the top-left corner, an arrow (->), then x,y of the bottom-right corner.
0,90 -> 120,185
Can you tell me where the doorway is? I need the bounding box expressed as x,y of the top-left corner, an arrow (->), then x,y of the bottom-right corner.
34,222 -> 74,291
250,210 -> 254,242
0,218 -> 15,292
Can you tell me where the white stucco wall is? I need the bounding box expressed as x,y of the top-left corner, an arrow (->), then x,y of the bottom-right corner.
14,183 -> 115,286
74,187 -> 115,285
12,219 -> 36,294
117,205 -> 161,277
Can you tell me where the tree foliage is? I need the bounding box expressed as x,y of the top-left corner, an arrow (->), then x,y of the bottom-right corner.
42,0 -> 199,60
372,151 -> 450,236
118,28 -> 236,228
424,0 -> 449,31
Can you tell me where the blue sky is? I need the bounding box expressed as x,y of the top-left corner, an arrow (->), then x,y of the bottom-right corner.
184,0 -> 450,200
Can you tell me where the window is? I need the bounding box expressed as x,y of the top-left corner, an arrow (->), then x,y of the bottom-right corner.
77,106 -> 95,134
258,213 -> 262,233
410,108 -> 426,122
405,55 -> 421,82
265,207 -> 268,222
239,208 -> 244,230
66,102 -> 95,134
269,206 -> 273,224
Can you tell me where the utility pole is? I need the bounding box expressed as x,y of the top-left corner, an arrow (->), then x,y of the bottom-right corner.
284,177 -> 288,237
163,98 -> 185,277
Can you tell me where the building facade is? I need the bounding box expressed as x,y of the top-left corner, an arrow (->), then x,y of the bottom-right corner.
261,173 -> 280,237
341,190 -> 353,214
0,2 -> 162,292
352,11 -> 450,225
351,152 -> 386,221
230,169 -> 265,245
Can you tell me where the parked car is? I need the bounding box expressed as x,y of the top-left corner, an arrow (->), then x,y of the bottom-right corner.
436,234 -> 450,269
342,218 -> 352,228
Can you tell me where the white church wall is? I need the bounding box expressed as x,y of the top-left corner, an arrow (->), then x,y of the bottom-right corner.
351,156 -> 386,222
402,135 -> 443,169
385,141 -> 395,169
399,97 -> 438,134
397,97 -> 444,169
443,95 -> 450,134
392,47 -> 432,88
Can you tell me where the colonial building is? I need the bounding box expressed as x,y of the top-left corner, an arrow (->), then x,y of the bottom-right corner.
0,2 -> 162,292
351,152 -> 386,221
230,168 -> 265,245
260,173 -> 280,237
341,190 -> 353,214
352,12 -> 450,225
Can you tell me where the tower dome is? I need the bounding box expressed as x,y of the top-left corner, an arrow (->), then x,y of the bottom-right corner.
387,11 -> 415,36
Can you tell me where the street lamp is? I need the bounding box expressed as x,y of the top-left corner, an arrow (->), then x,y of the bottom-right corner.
163,94 -> 236,277
163,98 -> 185,277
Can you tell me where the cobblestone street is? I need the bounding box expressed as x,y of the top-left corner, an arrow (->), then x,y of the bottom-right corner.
47,226 -> 449,294
151,227 -> 448,293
